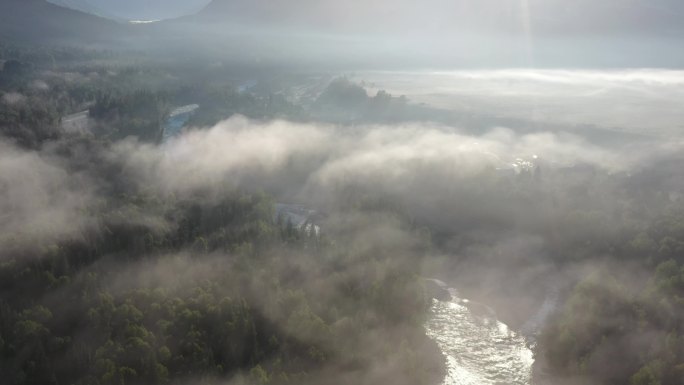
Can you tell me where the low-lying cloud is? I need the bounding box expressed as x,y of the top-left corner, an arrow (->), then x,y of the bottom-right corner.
2,109 -> 684,385
0,141 -> 95,255
355,69 -> 684,136
111,116 -> 643,197
2,114 -> 681,262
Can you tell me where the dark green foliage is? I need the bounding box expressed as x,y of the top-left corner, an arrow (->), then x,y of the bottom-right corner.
91,90 -> 170,142
176,85 -> 306,128
0,94 -> 62,148
0,157 -> 438,385
0,46 -> 443,385
311,78 -> 411,124
538,212 -> 684,385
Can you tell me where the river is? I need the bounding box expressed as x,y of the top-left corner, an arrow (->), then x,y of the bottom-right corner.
426,288 -> 534,385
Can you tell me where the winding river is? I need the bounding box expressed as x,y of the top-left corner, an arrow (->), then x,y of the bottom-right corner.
426,288 -> 534,385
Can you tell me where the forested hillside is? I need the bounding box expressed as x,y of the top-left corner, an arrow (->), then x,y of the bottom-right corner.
0,45 -> 444,385
3,20 -> 684,385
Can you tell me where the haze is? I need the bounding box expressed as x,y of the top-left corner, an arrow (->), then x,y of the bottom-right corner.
1,1 -> 684,385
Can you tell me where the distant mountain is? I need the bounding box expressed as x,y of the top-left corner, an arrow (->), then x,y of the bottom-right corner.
46,0 -> 211,21
190,0 -> 684,38
1,0 -> 681,67
0,0 -> 129,45
46,0 -> 126,22
167,0 -> 684,68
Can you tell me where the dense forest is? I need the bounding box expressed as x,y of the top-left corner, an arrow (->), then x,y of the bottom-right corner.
2,40 -> 684,385
0,177 -> 442,385
0,44 -> 444,385
538,210 -> 684,385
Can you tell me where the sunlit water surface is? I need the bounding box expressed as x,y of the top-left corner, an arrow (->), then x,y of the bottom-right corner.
426,290 -> 534,385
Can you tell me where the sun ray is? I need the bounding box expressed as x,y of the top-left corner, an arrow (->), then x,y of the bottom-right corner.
520,0 -> 534,66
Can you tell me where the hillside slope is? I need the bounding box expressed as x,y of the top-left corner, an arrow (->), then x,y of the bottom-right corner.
189,0 -> 684,37
0,0 -> 128,45
45,0 -> 125,22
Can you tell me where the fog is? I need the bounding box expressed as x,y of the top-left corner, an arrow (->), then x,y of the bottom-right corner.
3,105 -> 681,283
0,141 -> 95,255
355,69 -> 684,136
2,1 -> 684,384
5,0 -> 684,67
161,0 -> 684,68
3,96 -> 683,382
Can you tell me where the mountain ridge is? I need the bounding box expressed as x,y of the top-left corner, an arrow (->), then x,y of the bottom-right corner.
46,0 -> 126,22
46,0 -> 211,21
0,0 -> 130,45
188,0 -> 684,37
